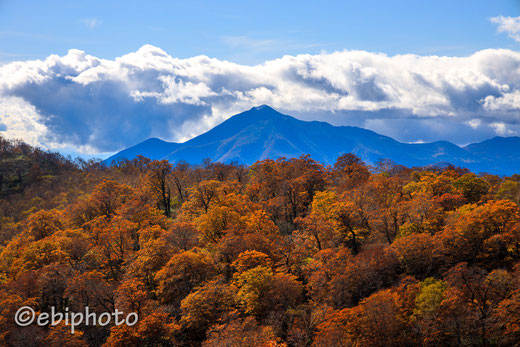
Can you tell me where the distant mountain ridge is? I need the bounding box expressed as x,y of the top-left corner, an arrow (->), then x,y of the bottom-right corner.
105,105 -> 520,175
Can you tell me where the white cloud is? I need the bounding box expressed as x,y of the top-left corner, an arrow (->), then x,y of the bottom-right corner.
482,90 -> 520,111
1,45 -> 520,154
490,16 -> 520,42
490,121 -> 514,136
0,96 -> 48,146
81,18 -> 101,29
467,119 -> 481,129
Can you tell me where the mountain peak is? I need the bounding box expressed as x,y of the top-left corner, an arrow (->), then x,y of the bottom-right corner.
252,104 -> 275,112
231,105 -> 289,123
245,105 -> 285,117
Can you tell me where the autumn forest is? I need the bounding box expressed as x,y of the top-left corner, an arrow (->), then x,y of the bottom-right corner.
2,135 -> 520,346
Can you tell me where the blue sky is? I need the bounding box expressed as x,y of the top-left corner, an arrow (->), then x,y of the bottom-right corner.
1,0 -> 519,65
2,0 -> 520,158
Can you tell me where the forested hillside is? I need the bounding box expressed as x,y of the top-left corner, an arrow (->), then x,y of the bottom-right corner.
1,136 -> 520,346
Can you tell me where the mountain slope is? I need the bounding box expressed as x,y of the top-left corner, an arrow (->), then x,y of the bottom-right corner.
106,137 -> 180,162
104,105 -> 519,174
463,137 -> 520,174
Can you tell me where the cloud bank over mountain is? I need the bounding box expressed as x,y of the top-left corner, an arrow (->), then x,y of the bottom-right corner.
1,45 -> 520,154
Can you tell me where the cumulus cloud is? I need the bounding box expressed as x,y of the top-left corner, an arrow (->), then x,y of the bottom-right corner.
491,16 -> 520,42
490,122 -> 514,136
482,90 -> 520,111
0,96 -> 48,146
1,44 -> 520,154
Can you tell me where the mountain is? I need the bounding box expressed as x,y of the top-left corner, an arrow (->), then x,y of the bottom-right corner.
105,137 -> 180,163
463,137 -> 520,174
104,105 -> 520,175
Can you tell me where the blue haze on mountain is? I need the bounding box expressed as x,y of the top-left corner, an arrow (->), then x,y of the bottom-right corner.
105,105 -> 520,175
